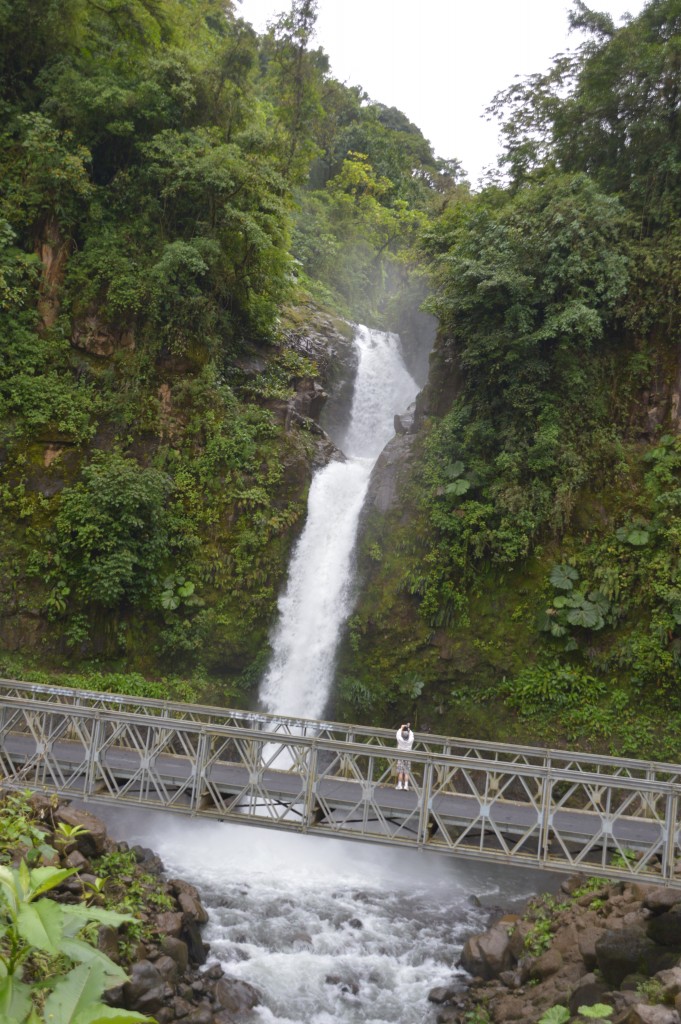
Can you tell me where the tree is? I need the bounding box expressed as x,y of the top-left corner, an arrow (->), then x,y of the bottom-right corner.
263,0 -> 324,182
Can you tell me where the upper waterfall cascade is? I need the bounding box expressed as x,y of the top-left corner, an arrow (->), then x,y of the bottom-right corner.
258,325 -> 419,720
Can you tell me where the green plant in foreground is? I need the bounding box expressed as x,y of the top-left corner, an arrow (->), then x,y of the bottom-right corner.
524,894 -> 560,957
0,859 -> 153,1023
0,791 -> 54,866
52,822 -> 90,857
635,978 -> 664,1004
538,1008 -> 570,1024
578,1006 -> 613,1021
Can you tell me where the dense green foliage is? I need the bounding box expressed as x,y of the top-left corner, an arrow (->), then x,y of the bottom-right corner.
0,0 -> 444,688
0,791 -> 149,1024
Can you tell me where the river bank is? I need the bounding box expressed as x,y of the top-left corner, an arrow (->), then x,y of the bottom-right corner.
439,874 -> 681,1024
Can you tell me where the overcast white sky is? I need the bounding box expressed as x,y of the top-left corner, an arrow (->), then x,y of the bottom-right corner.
237,0 -> 647,185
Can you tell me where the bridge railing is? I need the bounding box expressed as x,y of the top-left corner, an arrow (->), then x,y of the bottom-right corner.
1,677 -> 679,784
2,680 -> 681,884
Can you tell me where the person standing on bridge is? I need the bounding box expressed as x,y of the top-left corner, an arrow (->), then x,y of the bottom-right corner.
395,723 -> 414,790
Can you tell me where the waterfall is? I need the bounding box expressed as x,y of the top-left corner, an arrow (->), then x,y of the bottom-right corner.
258,325 -> 419,720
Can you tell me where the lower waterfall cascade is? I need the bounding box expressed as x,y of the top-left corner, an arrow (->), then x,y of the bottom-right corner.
100,807 -> 542,1024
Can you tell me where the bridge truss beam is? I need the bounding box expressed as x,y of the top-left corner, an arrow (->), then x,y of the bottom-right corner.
1,681 -> 681,886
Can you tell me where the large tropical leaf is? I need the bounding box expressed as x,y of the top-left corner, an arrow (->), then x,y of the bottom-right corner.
73,1006 -> 153,1024
538,1006 -> 570,1024
60,904 -> 134,931
566,602 -> 602,629
588,590 -> 610,616
445,478 -> 470,496
27,866 -> 78,899
59,937 -> 128,985
0,974 -> 32,1024
42,961 -> 109,1024
17,899 -> 63,954
550,564 -> 578,590
445,460 -> 465,479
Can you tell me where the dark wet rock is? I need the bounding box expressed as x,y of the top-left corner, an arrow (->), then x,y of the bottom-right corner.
428,984 -> 462,1004
647,906 -> 681,946
154,954 -> 180,984
214,977 -> 261,1014
131,845 -> 165,875
365,433 -> 418,514
160,936 -> 189,973
204,963 -> 224,981
176,891 -> 209,925
184,1005 -> 213,1024
122,960 -> 172,1014
597,928 -> 663,987
568,973 -> 612,1014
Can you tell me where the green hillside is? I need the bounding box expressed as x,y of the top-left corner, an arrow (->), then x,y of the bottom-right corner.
2,0 -> 680,759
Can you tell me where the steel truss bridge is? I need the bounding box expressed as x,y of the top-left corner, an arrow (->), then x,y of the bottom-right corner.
2,679 -> 681,886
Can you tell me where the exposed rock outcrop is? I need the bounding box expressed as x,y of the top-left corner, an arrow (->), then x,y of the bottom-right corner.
71,315 -> 136,357
431,877 -> 681,1024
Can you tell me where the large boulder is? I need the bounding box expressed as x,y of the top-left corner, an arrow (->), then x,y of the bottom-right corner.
643,889 -> 681,914
595,929 -> 660,987
122,960 -> 172,1014
460,924 -> 513,980
568,973 -> 612,1015
54,806 -> 108,856
647,907 -> 681,946
624,1005 -> 681,1024
529,948 -> 563,981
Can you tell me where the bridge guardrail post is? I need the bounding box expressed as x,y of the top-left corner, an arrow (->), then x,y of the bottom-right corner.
84,715 -> 102,798
418,761 -> 434,848
191,731 -> 210,813
539,758 -> 553,869
303,743 -> 318,831
662,789 -> 680,881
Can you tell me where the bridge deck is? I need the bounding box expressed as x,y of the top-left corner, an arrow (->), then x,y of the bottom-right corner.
1,679 -> 680,885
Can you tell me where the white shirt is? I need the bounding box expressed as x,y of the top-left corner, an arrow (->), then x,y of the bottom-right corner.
395,728 -> 414,752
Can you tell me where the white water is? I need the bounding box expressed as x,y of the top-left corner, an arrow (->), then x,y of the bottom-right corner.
99,808 -> 542,1024
258,325 -> 420,720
